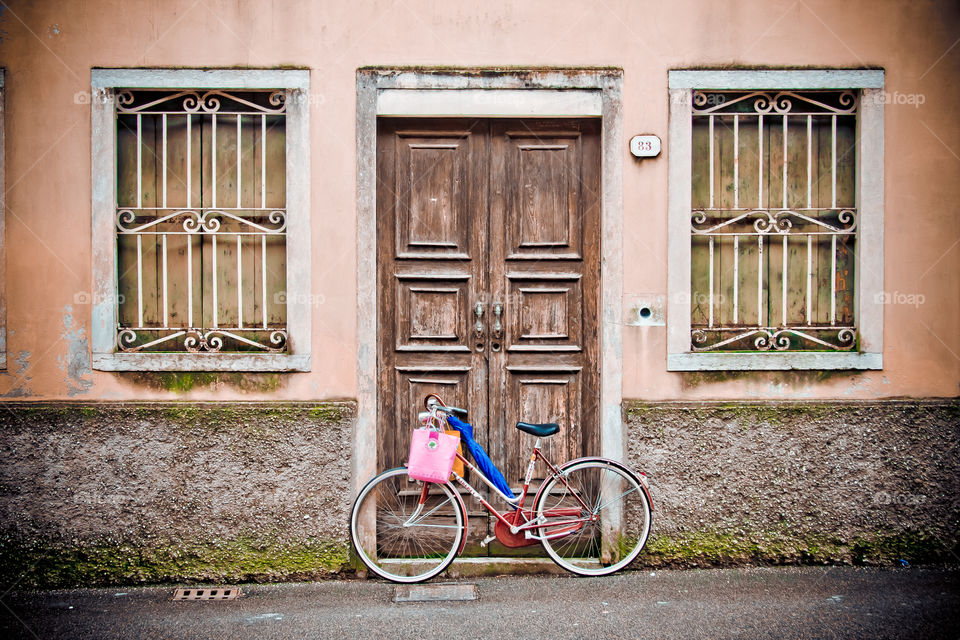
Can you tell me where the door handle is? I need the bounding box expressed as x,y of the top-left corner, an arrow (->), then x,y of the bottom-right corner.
492,302 -> 503,339
474,302 -> 485,341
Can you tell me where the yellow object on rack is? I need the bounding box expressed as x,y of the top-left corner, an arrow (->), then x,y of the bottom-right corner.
444,429 -> 465,479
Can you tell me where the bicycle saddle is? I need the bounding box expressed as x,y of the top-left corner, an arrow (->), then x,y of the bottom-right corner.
515,421 -> 560,437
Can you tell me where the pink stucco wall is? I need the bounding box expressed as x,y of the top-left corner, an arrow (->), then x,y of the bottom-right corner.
0,0 -> 957,400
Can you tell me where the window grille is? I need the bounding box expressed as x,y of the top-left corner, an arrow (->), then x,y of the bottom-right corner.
113,90 -> 287,353
689,90 -> 858,352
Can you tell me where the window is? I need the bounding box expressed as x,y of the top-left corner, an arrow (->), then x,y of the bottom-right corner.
91,70 -> 310,371
667,70 -> 884,371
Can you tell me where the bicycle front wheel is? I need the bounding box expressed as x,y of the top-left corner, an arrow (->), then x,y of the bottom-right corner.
350,467 -> 466,583
534,459 -> 652,576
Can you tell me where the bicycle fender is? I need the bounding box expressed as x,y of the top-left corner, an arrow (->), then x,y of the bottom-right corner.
446,481 -> 470,554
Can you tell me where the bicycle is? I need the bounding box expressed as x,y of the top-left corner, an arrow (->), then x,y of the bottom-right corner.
350,394 -> 653,583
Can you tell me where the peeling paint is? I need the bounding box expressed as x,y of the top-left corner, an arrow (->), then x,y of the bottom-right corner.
1,351 -> 32,397
59,305 -> 93,397
14,351 -> 29,375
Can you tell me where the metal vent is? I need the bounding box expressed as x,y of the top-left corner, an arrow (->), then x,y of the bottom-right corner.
393,583 -> 478,603
173,587 -> 241,601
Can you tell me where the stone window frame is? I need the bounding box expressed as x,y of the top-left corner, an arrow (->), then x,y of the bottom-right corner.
0,68 -> 6,370
667,69 -> 885,371
90,69 -> 311,371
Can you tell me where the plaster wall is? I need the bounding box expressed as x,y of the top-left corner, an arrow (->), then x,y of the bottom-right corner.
0,0 -> 956,401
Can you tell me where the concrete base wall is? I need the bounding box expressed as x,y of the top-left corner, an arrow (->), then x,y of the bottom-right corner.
0,399 -> 957,587
627,399 -> 960,566
0,402 -> 355,587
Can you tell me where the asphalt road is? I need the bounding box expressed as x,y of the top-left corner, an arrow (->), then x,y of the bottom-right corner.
1,566 -> 958,640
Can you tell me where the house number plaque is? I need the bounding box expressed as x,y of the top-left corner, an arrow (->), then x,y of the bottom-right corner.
629,135 -> 661,158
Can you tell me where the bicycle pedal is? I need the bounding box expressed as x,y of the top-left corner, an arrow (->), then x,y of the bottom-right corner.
479,534 -> 497,548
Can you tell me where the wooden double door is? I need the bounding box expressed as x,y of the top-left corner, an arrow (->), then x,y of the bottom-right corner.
376,118 -> 601,501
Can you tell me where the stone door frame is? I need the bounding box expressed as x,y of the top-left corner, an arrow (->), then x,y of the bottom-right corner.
355,68 -> 624,499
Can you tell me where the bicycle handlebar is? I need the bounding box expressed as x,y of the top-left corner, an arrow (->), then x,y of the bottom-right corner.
424,395 -> 468,421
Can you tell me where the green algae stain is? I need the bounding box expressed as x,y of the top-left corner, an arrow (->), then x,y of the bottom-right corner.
0,537 -> 351,588
640,529 -> 954,568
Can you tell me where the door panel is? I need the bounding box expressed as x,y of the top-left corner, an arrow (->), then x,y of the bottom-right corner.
506,274 -> 583,351
377,118 -> 600,543
507,370 -> 584,482
503,129 -> 584,259
489,119 -> 600,488
394,131 -> 472,259
377,119 -> 488,474
395,276 -> 471,351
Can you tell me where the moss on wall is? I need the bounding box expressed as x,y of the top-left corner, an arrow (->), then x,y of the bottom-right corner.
642,529 -> 952,568
677,368 -> 863,390
1,528 -> 951,588
626,400 -> 843,426
120,372 -> 284,394
0,535 -> 350,588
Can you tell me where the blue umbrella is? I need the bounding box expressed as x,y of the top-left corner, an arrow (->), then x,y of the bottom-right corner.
446,415 -> 516,500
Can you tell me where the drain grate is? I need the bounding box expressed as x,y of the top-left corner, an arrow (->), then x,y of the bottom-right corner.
173,587 -> 241,601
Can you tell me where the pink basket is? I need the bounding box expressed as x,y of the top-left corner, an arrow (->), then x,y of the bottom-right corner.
407,429 -> 459,483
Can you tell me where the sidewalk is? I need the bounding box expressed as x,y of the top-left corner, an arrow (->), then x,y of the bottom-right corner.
1,566 -> 957,639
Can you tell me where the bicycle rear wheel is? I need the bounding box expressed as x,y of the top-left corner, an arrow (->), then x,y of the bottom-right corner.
350,467 -> 466,583
534,459 -> 652,576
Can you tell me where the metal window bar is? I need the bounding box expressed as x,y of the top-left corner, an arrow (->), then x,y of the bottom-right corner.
113,89 -> 288,354
689,90 -> 858,352
733,115 -> 739,209
782,114 -> 788,209
733,235 -> 739,324
212,113 -> 217,209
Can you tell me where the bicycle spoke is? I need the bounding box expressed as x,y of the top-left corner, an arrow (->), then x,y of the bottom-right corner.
535,460 -> 651,577
406,496 -> 455,525
351,468 -> 465,582
594,485 -> 640,514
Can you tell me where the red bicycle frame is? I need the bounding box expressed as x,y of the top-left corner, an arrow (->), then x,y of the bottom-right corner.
414,437 -> 593,551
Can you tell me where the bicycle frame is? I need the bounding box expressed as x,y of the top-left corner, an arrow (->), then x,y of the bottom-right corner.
410,436 -> 592,548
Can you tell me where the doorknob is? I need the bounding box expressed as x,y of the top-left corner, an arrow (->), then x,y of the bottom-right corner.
492,302 -> 503,340
474,302 -> 485,341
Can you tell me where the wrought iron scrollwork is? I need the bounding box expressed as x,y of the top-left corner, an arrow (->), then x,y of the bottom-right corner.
691,327 -> 856,352
691,209 -> 857,235
115,89 -> 287,114
116,209 -> 287,234
691,90 -> 857,115
118,328 -> 287,353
